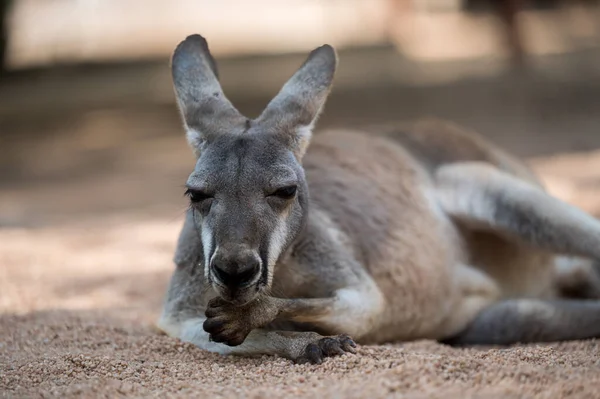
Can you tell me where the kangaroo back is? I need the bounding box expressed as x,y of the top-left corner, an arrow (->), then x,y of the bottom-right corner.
378,118 -> 542,187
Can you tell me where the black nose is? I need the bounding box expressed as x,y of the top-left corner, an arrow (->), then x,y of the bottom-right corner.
211,260 -> 260,288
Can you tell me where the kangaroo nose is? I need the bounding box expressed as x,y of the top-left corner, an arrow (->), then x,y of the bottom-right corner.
211,259 -> 260,288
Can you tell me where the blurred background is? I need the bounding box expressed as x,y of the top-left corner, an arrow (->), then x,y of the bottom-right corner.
3,4 -> 600,395
1,0 -> 600,228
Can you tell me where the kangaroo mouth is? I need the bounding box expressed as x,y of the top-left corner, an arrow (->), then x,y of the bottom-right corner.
210,276 -> 263,306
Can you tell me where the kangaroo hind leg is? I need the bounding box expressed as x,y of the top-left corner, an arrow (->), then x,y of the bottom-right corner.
442,298 -> 600,345
435,161 -> 600,261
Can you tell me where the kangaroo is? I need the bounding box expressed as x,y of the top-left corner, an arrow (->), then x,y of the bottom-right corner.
157,34 -> 600,364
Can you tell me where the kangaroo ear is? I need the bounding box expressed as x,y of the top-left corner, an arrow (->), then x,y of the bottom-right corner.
256,44 -> 337,160
171,34 -> 246,157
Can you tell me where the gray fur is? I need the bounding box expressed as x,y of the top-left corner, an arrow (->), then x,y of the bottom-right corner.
158,34 -> 600,364
435,162 -> 600,259
442,299 -> 600,345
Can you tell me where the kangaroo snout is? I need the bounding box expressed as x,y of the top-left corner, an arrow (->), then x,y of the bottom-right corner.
210,246 -> 262,298
212,259 -> 260,288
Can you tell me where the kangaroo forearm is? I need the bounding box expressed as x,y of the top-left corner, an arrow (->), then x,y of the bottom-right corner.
202,295 -> 338,346
272,297 -> 337,322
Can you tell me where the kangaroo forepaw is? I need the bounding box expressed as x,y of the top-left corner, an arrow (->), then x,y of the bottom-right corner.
203,296 -> 279,346
203,298 -> 254,346
296,334 -> 357,365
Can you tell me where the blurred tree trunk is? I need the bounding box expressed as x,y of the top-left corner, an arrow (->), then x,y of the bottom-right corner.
495,0 -> 525,67
0,0 -> 12,76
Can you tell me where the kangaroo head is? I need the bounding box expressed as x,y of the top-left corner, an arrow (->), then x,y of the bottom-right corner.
172,34 -> 337,305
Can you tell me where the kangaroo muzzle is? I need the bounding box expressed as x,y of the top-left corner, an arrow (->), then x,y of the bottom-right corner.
209,245 -> 262,303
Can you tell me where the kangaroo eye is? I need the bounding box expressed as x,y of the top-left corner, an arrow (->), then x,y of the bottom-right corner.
185,189 -> 212,203
270,185 -> 297,200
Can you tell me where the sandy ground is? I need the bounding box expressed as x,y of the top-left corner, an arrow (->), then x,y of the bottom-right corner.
2,153 -> 600,399
2,213 -> 600,399
3,49 -> 600,398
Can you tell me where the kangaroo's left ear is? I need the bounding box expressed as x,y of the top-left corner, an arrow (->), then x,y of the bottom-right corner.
256,44 -> 338,160
171,34 -> 247,157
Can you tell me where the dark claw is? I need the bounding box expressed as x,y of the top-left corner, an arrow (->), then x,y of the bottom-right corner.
203,318 -> 226,334
303,343 -> 323,365
204,306 -> 221,318
320,338 -> 344,356
339,334 -> 355,345
339,335 -> 357,354
296,334 -> 357,364
209,331 -> 246,347
225,335 -> 245,347
208,333 -> 227,343
206,322 -> 250,347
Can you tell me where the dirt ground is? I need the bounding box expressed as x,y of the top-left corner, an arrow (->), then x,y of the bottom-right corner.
2,49 -> 600,398
2,213 -> 600,399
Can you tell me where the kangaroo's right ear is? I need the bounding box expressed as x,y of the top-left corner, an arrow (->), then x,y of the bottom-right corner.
255,44 -> 337,160
171,34 -> 246,157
